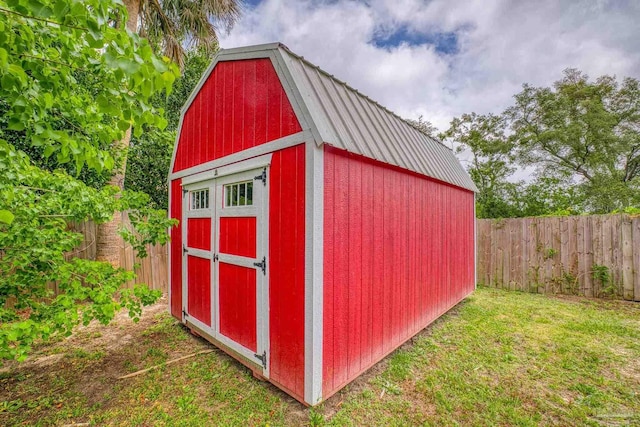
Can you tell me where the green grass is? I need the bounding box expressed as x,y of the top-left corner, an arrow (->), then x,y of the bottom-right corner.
1,288 -> 639,426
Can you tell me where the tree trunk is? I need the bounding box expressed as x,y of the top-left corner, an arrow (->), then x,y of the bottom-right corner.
95,2 -> 139,266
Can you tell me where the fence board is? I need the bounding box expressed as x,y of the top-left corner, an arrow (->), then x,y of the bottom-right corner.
61,215 -> 169,296
477,214 -> 639,301
584,216 -> 594,298
633,218 -> 640,302
622,217 -> 634,300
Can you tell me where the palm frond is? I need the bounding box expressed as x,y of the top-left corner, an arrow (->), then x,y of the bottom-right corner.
136,0 -> 241,68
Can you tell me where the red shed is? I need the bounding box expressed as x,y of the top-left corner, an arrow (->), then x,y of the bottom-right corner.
168,43 -> 478,405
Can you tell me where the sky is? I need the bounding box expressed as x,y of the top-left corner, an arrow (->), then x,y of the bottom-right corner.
218,0 -> 640,135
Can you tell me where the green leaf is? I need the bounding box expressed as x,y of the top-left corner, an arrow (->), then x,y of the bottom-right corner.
0,48 -> 8,70
28,0 -> 53,17
8,64 -> 27,87
43,145 -> 56,158
0,210 -> 15,225
151,56 -> 168,73
7,117 -> 25,131
117,120 -> 130,131
115,58 -> 141,74
53,0 -> 69,18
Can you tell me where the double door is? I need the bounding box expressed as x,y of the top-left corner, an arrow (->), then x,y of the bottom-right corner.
182,164 -> 269,375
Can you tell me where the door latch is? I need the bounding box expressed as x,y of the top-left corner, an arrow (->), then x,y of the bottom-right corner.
253,256 -> 266,275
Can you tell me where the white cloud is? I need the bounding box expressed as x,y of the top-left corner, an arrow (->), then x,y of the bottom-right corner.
220,0 -> 640,133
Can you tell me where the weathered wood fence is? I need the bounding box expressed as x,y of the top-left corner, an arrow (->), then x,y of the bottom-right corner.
62,212 -> 168,295
62,213 -> 639,301
477,214 -> 640,301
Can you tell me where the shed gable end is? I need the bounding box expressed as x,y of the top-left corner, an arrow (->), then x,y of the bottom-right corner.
172,58 -> 302,173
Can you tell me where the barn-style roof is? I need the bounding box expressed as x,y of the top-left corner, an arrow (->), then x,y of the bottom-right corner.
184,43 -> 478,192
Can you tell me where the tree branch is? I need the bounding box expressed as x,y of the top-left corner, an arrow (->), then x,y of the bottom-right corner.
20,53 -> 86,71
0,7 -> 89,31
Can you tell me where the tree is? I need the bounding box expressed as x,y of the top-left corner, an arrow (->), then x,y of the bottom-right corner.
445,69 -> 640,218
442,113 -> 524,218
96,0 -> 242,264
506,69 -> 640,213
0,0 -> 179,360
136,0 -> 241,68
126,48 -> 212,208
407,115 -> 438,138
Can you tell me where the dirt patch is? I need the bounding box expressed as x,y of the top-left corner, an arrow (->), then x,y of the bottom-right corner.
0,297 -> 209,426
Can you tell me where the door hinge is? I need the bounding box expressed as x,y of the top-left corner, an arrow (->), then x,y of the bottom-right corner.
213,253 -> 219,262
254,168 -> 267,186
255,350 -> 267,369
253,256 -> 266,275
183,244 -> 188,254
182,308 -> 188,318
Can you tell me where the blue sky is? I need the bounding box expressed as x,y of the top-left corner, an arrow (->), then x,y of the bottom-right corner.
222,0 -> 640,136
372,26 -> 459,54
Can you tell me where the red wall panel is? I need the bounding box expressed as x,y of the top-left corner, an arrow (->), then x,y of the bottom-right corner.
170,179 -> 183,319
219,263 -> 257,352
323,146 -> 475,398
172,59 -> 302,172
269,144 -> 306,400
187,218 -> 211,251
219,217 -> 257,258
187,255 -> 211,327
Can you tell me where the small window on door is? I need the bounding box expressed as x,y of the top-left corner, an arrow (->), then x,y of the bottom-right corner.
190,189 -> 209,210
224,181 -> 253,207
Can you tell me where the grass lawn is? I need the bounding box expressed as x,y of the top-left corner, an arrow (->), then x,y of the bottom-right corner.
1,287 -> 639,426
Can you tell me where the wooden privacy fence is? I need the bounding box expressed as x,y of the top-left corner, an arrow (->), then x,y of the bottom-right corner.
63,212 -> 168,295
63,213 -> 640,301
477,214 -> 640,301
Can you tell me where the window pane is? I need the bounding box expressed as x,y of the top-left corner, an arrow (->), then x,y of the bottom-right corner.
247,182 -> 253,205
225,186 -> 231,207
190,189 -> 209,210
232,184 -> 238,206
239,183 -> 246,206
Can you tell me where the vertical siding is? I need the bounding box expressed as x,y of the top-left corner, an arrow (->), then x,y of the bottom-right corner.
219,217 -> 257,258
269,144 -> 306,400
322,146 -> 475,398
219,263 -> 257,352
186,218 -> 211,251
169,179 -> 183,319
172,59 -> 302,172
187,256 -> 211,326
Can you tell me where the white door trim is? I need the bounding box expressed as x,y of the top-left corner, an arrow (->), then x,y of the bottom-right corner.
208,164 -> 271,377
182,179 -> 216,336
181,153 -> 274,185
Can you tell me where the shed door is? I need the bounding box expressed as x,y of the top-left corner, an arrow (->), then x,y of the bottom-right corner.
182,181 -> 215,334
214,167 -> 269,374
